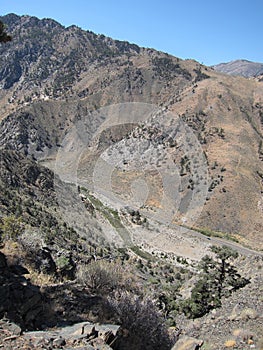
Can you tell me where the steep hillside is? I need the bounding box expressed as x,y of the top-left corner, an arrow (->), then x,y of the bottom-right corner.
213,59 -> 263,77
0,14 -> 263,350
0,14 -> 263,252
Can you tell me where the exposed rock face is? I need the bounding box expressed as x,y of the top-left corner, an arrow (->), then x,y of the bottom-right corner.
22,322 -> 120,349
25,246 -> 57,274
0,149 -> 54,195
0,252 -> 47,330
0,319 -> 120,349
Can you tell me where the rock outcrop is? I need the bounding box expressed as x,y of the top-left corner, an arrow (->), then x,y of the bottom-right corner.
0,251 -> 47,330
0,319 -> 120,349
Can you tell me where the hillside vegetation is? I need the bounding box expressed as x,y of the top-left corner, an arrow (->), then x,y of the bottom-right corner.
0,14 -> 263,350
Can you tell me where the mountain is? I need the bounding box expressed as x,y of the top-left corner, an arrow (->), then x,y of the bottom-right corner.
213,59 -> 263,78
1,14 -> 263,250
0,14 -> 263,349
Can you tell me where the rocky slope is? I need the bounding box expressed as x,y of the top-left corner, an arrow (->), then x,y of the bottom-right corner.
0,13 -> 263,349
213,59 -> 263,78
0,14 -> 263,249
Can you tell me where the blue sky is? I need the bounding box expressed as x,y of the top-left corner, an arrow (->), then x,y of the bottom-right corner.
1,0 -> 262,66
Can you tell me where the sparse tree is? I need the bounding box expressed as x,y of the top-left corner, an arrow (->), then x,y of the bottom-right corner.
0,20 -> 12,43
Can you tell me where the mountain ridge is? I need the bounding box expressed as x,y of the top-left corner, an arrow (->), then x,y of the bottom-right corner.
0,14 -> 263,250
212,59 -> 263,78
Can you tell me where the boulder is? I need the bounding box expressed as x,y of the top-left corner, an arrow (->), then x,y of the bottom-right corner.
224,339 -> 236,348
239,308 -> 259,320
0,320 -> 22,336
172,335 -> 203,350
30,247 -> 57,274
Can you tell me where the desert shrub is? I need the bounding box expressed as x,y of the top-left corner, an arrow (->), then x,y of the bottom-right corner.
108,291 -> 175,350
76,261 -> 123,295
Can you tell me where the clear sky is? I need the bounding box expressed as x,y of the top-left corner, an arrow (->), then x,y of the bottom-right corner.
1,0 -> 262,66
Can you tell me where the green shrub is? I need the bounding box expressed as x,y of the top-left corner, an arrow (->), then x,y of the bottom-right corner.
0,215 -> 24,242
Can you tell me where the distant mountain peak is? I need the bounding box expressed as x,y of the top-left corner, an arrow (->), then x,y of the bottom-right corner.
212,59 -> 263,78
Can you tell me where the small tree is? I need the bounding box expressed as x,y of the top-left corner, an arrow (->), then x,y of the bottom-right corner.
181,245 -> 250,318
0,21 -> 12,43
